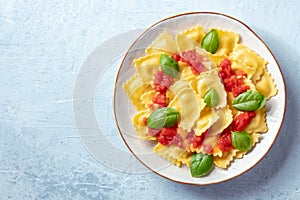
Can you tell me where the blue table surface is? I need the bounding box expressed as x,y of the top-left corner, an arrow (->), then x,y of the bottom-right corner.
1,0 -> 300,199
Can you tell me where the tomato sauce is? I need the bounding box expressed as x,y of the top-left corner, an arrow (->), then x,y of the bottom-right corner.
153,70 -> 174,93
152,93 -> 167,107
232,111 -> 256,131
217,111 -> 256,151
188,130 -> 208,149
218,58 -> 249,97
217,127 -> 233,152
152,70 -> 174,108
147,123 -> 181,146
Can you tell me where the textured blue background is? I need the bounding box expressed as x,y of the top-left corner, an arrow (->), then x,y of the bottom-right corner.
0,0 -> 299,199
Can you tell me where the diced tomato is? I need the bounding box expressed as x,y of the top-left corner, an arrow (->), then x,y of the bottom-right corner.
152,93 -> 167,107
171,54 -> 181,62
143,117 -> 147,126
219,58 -> 234,78
192,135 -> 204,149
236,70 -> 247,77
181,50 -> 207,74
217,128 -> 233,152
218,58 -> 249,97
232,111 -> 256,131
190,130 -> 208,149
158,125 -> 178,146
148,103 -> 155,110
160,127 -> 177,137
154,70 -> 174,93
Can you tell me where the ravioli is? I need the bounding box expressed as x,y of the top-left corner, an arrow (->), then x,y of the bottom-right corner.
122,26 -> 278,177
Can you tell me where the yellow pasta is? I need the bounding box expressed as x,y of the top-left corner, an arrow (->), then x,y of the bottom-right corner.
173,88 -> 205,132
194,107 -> 220,136
255,69 -> 278,99
209,53 -> 226,66
146,31 -> 178,54
123,26 -> 278,178
134,53 -> 161,83
244,106 -> 268,133
229,44 -> 267,83
180,26 -> 205,44
207,105 -> 233,137
133,110 -> 156,140
180,67 -> 196,83
214,149 -> 239,168
200,69 -> 227,109
177,151 -> 193,167
214,29 -> 240,55
188,75 -> 209,97
176,33 -> 200,53
123,74 -> 151,110
231,61 -> 256,79
140,90 -> 159,109
154,143 -> 186,167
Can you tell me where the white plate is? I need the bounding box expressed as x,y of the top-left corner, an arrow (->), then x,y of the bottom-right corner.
113,12 -> 286,185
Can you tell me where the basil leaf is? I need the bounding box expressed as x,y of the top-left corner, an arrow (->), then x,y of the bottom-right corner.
231,131 -> 252,151
203,88 -> 219,108
160,54 -> 179,78
147,107 -> 179,129
190,153 -> 214,178
201,29 -> 220,54
232,90 -> 266,111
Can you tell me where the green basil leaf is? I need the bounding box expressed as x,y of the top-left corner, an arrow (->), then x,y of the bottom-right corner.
201,29 -> 220,54
160,54 -> 180,78
232,90 -> 266,111
190,153 -> 214,178
203,88 -> 219,108
147,107 -> 179,129
231,131 -> 252,151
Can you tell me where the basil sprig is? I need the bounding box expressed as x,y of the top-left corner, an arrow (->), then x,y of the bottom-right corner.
146,107 -> 179,129
203,88 -> 219,108
160,54 -> 180,78
201,29 -> 220,54
231,131 -> 252,151
232,90 -> 266,111
190,153 -> 214,178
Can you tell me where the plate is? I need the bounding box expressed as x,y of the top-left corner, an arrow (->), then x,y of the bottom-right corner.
113,12 -> 286,185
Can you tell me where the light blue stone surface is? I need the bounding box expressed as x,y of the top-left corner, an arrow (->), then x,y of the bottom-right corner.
0,0 -> 299,199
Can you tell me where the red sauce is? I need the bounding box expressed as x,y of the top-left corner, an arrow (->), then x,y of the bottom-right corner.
217,111 -> 256,151
181,50 -> 207,74
143,117 -> 148,126
171,54 -> 181,62
157,125 -> 178,146
147,123 -> 182,147
189,130 -> 212,154
153,70 -> 174,93
152,70 -> 174,108
152,93 -> 167,107
218,58 -> 249,97
217,127 -> 233,152
188,130 -> 208,149
232,111 -> 256,131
